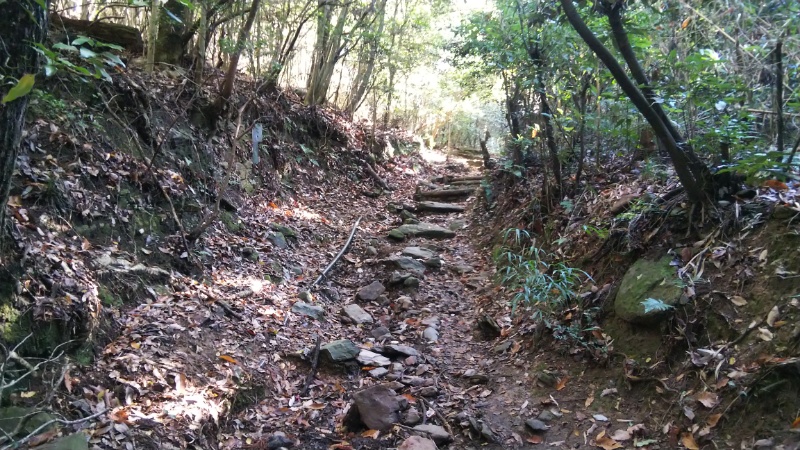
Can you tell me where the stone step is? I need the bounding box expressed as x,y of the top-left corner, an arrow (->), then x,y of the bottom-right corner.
414,201 -> 466,214
414,187 -> 474,201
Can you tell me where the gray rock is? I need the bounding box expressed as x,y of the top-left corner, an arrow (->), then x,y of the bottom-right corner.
614,256 -> 682,324
349,385 -> 404,431
384,344 -> 419,357
448,219 -> 467,231
242,246 -> 259,261
415,201 -> 466,213
396,296 -> 414,310
493,341 -> 512,354
398,436 -> 437,450
371,326 -> 391,339
291,302 -> 324,320
389,271 -> 412,285
421,317 -> 439,328
266,431 -> 294,449
343,303 -> 373,324
402,408 -> 422,426
369,367 -> 389,378
388,228 -> 407,241
413,424 -> 453,444
366,246 -> 378,257
357,281 -> 386,301
404,277 -> 420,289
321,339 -> 360,362
388,223 -> 456,240
538,409 -> 556,422
298,290 -> 313,302
267,232 -> 288,249
404,218 -> 421,225
400,376 -> 427,386
384,256 -> 426,276
357,350 -> 391,367
418,386 -> 439,397
525,418 -> 550,432
450,262 -> 474,274
423,257 -> 443,268
423,327 -> 439,342
402,246 -> 437,260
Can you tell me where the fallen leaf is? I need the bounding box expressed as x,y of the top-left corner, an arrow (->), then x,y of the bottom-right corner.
610,429 -> 632,441
307,402 -> 326,410
596,431 -> 623,450
791,417 -> 800,429
681,432 -> 700,450
707,413 -> 722,428
593,414 -> 609,422
130,342 -> 141,349
556,376 -> 569,391
696,392 -> 719,409
730,295 -> 748,306
756,327 -> 774,341
20,391 -> 37,398
766,306 -> 779,327
526,434 -> 543,444
683,406 -> 695,421
63,368 -> 73,393
219,354 -> 238,364
585,395 -> 595,408
361,429 -> 380,439
764,179 -> 788,191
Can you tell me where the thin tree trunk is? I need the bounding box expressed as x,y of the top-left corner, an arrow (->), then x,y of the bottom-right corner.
775,41 -> 784,160
218,0 -> 262,103
147,0 -> 159,73
560,0 -> 710,203
0,0 -> 48,236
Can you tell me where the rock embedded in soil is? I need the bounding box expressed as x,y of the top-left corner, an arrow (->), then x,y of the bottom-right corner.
413,424 -> 453,445
614,256 -> 682,324
371,326 -> 391,339
266,431 -> 294,449
267,231 -> 288,249
388,223 -> 456,240
525,418 -> 550,432
423,327 -> 439,342
402,408 -> 422,426
369,367 -> 389,378
342,303 -> 373,324
291,302 -> 324,320
357,350 -> 391,367
348,385 -> 405,431
403,277 -> 420,289
357,281 -> 386,301
384,256 -> 427,277
384,344 -> 419,357
415,201 -> 466,213
321,339 -> 360,362
398,436 -> 437,450
402,246 -> 437,260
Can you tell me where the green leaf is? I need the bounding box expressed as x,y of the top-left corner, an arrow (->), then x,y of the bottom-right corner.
53,42 -> 79,53
641,298 -> 674,314
80,47 -> 98,59
71,36 -> 94,46
2,74 -> 36,104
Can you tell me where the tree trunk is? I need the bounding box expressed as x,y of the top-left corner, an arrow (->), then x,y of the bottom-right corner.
346,0 -> 387,114
480,130 -> 491,169
146,0 -> 159,72
216,0 -> 262,106
155,0 -> 189,65
0,0 -> 48,236
560,0 -> 711,203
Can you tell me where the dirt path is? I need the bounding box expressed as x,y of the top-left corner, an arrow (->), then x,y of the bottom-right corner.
83,156 -> 658,450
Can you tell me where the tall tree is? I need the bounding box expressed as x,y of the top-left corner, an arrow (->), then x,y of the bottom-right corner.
560,0 -> 713,203
0,0 -> 49,236
213,0 -> 262,112
345,0 -> 388,114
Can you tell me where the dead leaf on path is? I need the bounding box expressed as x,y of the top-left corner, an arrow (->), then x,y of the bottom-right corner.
595,431 -> 623,450
696,392 -> 719,409
585,394 -> 595,408
707,413 -> 722,428
130,342 -> 141,349
511,340 -> 522,354
219,354 -> 238,364
63,368 -> 73,393
757,327 -> 774,341
683,406 -> 695,421
556,376 -> 569,391
681,432 -> 700,450
766,306 -> 780,327
526,434 -> 543,444
361,429 -> 380,439
730,295 -> 748,306
791,417 -> 800,429
610,429 -> 632,441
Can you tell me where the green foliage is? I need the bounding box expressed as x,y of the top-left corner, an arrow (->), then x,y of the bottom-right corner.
641,298 -> 674,314
35,36 -> 125,81
493,228 -> 590,315
2,74 -> 36,104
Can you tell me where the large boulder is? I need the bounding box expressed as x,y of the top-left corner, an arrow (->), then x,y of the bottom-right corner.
614,257 -> 682,324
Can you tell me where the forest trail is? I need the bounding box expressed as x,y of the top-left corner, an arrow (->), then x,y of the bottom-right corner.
82,151 -> 659,450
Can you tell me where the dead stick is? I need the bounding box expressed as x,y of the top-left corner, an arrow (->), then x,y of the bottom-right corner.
311,216 -> 362,287
301,335 -> 322,396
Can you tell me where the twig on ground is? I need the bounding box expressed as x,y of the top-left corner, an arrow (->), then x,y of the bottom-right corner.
311,216 -> 362,288
301,335 -> 322,396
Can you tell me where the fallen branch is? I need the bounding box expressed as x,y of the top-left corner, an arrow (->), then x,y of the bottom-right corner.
301,335 -> 322,396
311,216 -> 362,287
364,162 -> 392,191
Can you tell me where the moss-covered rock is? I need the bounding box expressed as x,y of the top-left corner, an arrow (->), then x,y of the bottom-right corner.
614,256 -> 682,324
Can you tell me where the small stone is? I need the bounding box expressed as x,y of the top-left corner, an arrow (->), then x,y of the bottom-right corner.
525,418 -> 550,432
413,424 -> 452,444
357,350 -> 391,367
450,262 -> 473,274
404,355 -> 417,365
398,436 -> 437,450
418,386 -> 438,397
242,246 -> 259,261
369,367 -> 389,378
400,375 -> 427,386
402,246 -> 436,260
404,277 -> 420,288
370,326 -> 391,339
291,302 -> 324,320
321,339 -> 360,362
402,408 -> 422,426
366,246 -> 378,257
448,219 -> 466,231
423,257 -> 443,268
422,327 -> 439,342
348,385 -> 404,431
298,291 -> 313,302
384,344 -> 419,357
421,317 -> 439,328
397,297 -> 414,310
266,431 -> 294,449
391,362 -> 404,373
493,341 -> 512,354
343,304 -> 373,324
357,281 -> 386,301
267,232 -> 288,249
537,409 -> 556,422
384,256 -> 426,277
388,229 -> 407,241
